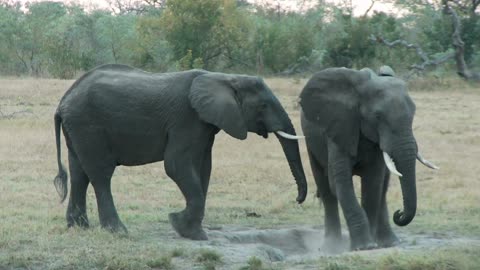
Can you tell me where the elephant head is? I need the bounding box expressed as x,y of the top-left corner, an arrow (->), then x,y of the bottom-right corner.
189,72 -> 307,203
300,68 -> 437,226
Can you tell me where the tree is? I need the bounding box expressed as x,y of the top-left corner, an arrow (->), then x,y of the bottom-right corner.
160,0 -> 250,70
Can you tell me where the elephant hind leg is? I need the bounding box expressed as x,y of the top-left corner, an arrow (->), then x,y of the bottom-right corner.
307,150 -> 341,240
67,129 -> 127,234
89,165 -> 127,234
66,149 -> 90,228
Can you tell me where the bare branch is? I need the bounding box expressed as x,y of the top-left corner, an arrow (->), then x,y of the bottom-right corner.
370,35 -> 430,63
363,0 -> 376,17
370,35 -> 455,79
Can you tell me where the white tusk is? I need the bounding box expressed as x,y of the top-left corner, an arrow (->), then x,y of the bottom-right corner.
275,131 -> 305,140
383,152 -> 403,177
417,153 -> 439,170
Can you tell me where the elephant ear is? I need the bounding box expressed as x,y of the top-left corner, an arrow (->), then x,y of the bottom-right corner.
189,73 -> 248,140
300,68 -> 369,156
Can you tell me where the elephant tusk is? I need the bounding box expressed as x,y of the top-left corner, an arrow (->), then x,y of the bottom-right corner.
417,153 -> 439,170
275,131 -> 305,140
383,152 -> 403,177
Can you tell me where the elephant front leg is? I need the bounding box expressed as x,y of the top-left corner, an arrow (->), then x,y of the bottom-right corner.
307,150 -> 341,242
164,141 -> 208,241
199,136 -> 214,198
360,155 -> 386,242
376,172 -> 399,247
328,144 -> 375,250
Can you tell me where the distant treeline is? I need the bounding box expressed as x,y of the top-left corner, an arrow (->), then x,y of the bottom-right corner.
0,0 -> 478,78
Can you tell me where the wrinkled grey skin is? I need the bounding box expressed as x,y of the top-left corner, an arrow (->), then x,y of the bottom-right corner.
300,67 -> 418,250
54,64 -> 307,240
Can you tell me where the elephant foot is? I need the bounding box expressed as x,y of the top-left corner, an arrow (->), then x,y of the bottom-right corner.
350,235 -> 377,251
67,213 -> 90,229
169,212 -> 207,241
101,219 -> 128,235
377,232 -> 400,248
351,241 -> 377,251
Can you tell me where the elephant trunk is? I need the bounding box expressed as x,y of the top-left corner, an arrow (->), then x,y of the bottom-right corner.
391,138 -> 417,226
274,123 -> 308,204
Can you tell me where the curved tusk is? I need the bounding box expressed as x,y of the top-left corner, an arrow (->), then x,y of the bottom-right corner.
383,152 -> 403,177
417,153 -> 439,170
275,131 -> 305,140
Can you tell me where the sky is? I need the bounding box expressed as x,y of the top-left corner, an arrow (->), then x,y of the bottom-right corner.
16,0 -> 398,16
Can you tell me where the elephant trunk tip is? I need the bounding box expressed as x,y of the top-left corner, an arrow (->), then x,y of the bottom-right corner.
393,209 -> 415,226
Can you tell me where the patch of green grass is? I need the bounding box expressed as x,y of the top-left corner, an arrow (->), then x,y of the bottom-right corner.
171,247 -> 185,258
325,261 -> 351,270
239,256 -> 268,270
313,246 -> 480,270
147,255 -> 174,270
375,248 -> 480,270
196,249 -> 222,263
196,249 -> 222,269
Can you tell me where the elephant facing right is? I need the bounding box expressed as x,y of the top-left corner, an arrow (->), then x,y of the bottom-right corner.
299,67 -> 438,250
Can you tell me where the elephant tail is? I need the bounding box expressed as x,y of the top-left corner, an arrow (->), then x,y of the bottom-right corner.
54,112 -> 68,203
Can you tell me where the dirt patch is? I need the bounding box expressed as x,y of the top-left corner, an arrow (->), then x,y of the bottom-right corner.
170,226 -> 480,264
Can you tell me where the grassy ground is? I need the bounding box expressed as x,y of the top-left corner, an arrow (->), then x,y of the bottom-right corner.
0,75 -> 479,269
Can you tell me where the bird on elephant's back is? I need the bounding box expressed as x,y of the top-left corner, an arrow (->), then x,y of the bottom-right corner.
53,64 -> 308,240
299,66 -> 438,251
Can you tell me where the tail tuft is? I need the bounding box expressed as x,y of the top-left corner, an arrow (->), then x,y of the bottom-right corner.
54,165 -> 68,203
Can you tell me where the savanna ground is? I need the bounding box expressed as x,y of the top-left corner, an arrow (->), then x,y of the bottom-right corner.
0,75 -> 479,270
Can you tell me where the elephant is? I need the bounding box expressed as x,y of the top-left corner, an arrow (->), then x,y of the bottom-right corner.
53,64 -> 307,240
299,67 -> 437,250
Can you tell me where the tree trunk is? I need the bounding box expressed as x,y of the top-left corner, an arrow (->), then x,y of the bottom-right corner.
443,1 -> 480,81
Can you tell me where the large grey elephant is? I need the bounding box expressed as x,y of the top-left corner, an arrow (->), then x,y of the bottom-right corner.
53,64 -> 307,240
299,67 -> 437,250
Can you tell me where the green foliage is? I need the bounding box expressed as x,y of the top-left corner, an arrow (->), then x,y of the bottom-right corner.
461,16 -> 480,64
160,0 -> 252,70
251,10 -> 316,73
177,49 -> 204,70
0,0 -> 477,77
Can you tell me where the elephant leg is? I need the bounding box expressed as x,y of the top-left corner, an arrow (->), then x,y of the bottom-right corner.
200,136 -> 214,198
308,150 -> 341,241
360,157 -> 385,241
66,149 -> 90,228
328,142 -> 375,250
376,172 -> 399,247
65,129 -> 126,233
164,139 -> 208,241
88,164 -> 127,234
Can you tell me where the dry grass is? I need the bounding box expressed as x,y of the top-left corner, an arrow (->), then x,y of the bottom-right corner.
0,76 -> 479,269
